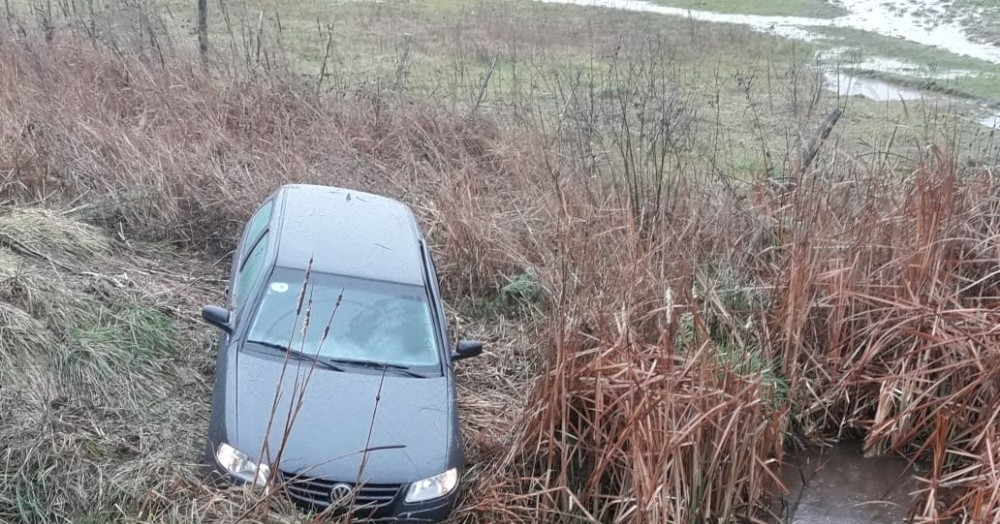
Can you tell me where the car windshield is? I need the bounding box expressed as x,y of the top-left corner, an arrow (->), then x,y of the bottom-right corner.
246,268 -> 441,370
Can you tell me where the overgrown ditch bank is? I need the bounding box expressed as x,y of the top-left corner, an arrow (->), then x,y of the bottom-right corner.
1,8 -> 999,524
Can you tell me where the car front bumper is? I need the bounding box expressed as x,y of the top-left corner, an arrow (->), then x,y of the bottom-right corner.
280,476 -> 460,523
205,438 -> 459,523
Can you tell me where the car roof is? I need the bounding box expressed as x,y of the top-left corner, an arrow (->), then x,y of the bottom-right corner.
271,184 -> 427,286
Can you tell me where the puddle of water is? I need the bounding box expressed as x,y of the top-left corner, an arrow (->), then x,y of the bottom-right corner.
853,57 -> 921,75
835,0 -> 1000,65
535,0 -> 1000,65
926,69 -> 976,81
982,115 -> 1000,130
823,71 -> 925,102
773,442 -> 920,524
533,0 -> 998,129
534,0 -> 829,40
815,50 -> 973,80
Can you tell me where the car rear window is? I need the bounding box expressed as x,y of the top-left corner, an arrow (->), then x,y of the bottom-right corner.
246,268 -> 441,370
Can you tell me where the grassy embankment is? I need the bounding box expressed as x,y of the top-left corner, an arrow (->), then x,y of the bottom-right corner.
1,0 -> 999,523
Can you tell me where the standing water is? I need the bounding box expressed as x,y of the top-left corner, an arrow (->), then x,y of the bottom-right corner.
823,72 -> 924,102
534,0 -> 1000,65
534,0 -> 1000,127
773,442 -> 921,524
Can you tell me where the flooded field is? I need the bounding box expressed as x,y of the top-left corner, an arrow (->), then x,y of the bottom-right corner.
536,0 -> 1000,127
536,0 -> 1000,64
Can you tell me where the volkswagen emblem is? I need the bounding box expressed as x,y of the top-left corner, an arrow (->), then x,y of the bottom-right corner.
329,483 -> 353,505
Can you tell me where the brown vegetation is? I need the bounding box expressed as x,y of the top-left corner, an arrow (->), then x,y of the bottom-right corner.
0,3 -> 998,523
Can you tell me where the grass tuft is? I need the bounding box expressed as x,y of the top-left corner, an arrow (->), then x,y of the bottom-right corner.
0,209 -> 110,267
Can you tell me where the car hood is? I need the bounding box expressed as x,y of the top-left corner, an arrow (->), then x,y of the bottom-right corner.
233,351 -> 454,484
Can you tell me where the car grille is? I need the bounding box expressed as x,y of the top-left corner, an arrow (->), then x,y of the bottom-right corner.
279,472 -> 401,513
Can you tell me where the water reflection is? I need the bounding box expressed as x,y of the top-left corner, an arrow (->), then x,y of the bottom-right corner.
822,72 -> 925,102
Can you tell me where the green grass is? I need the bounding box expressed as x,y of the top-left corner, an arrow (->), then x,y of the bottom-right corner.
716,343 -> 789,410
0,208 -> 209,524
647,0 -> 846,18
68,307 -> 177,364
492,271 -> 546,317
60,305 -> 179,400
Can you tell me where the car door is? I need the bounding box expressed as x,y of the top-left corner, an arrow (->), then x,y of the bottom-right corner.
208,199 -> 274,442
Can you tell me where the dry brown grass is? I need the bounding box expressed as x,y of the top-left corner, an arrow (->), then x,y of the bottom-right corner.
762,150 -> 1000,522
454,145 -> 1000,523
2,5 -> 1000,524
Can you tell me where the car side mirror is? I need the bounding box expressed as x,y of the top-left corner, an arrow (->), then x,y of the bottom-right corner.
452,340 -> 483,361
202,305 -> 233,334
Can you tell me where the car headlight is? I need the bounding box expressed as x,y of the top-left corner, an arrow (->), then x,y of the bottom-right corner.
215,442 -> 270,487
404,468 -> 459,503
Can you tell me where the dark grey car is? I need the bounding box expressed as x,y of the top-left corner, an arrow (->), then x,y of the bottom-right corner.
200,184 -> 482,522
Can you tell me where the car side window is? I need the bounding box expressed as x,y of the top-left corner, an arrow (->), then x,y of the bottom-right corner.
235,234 -> 269,310
230,201 -> 272,308
243,201 -> 272,246
421,241 -> 451,349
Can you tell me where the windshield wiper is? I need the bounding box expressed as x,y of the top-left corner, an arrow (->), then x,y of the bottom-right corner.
327,359 -> 427,378
248,341 -> 345,372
